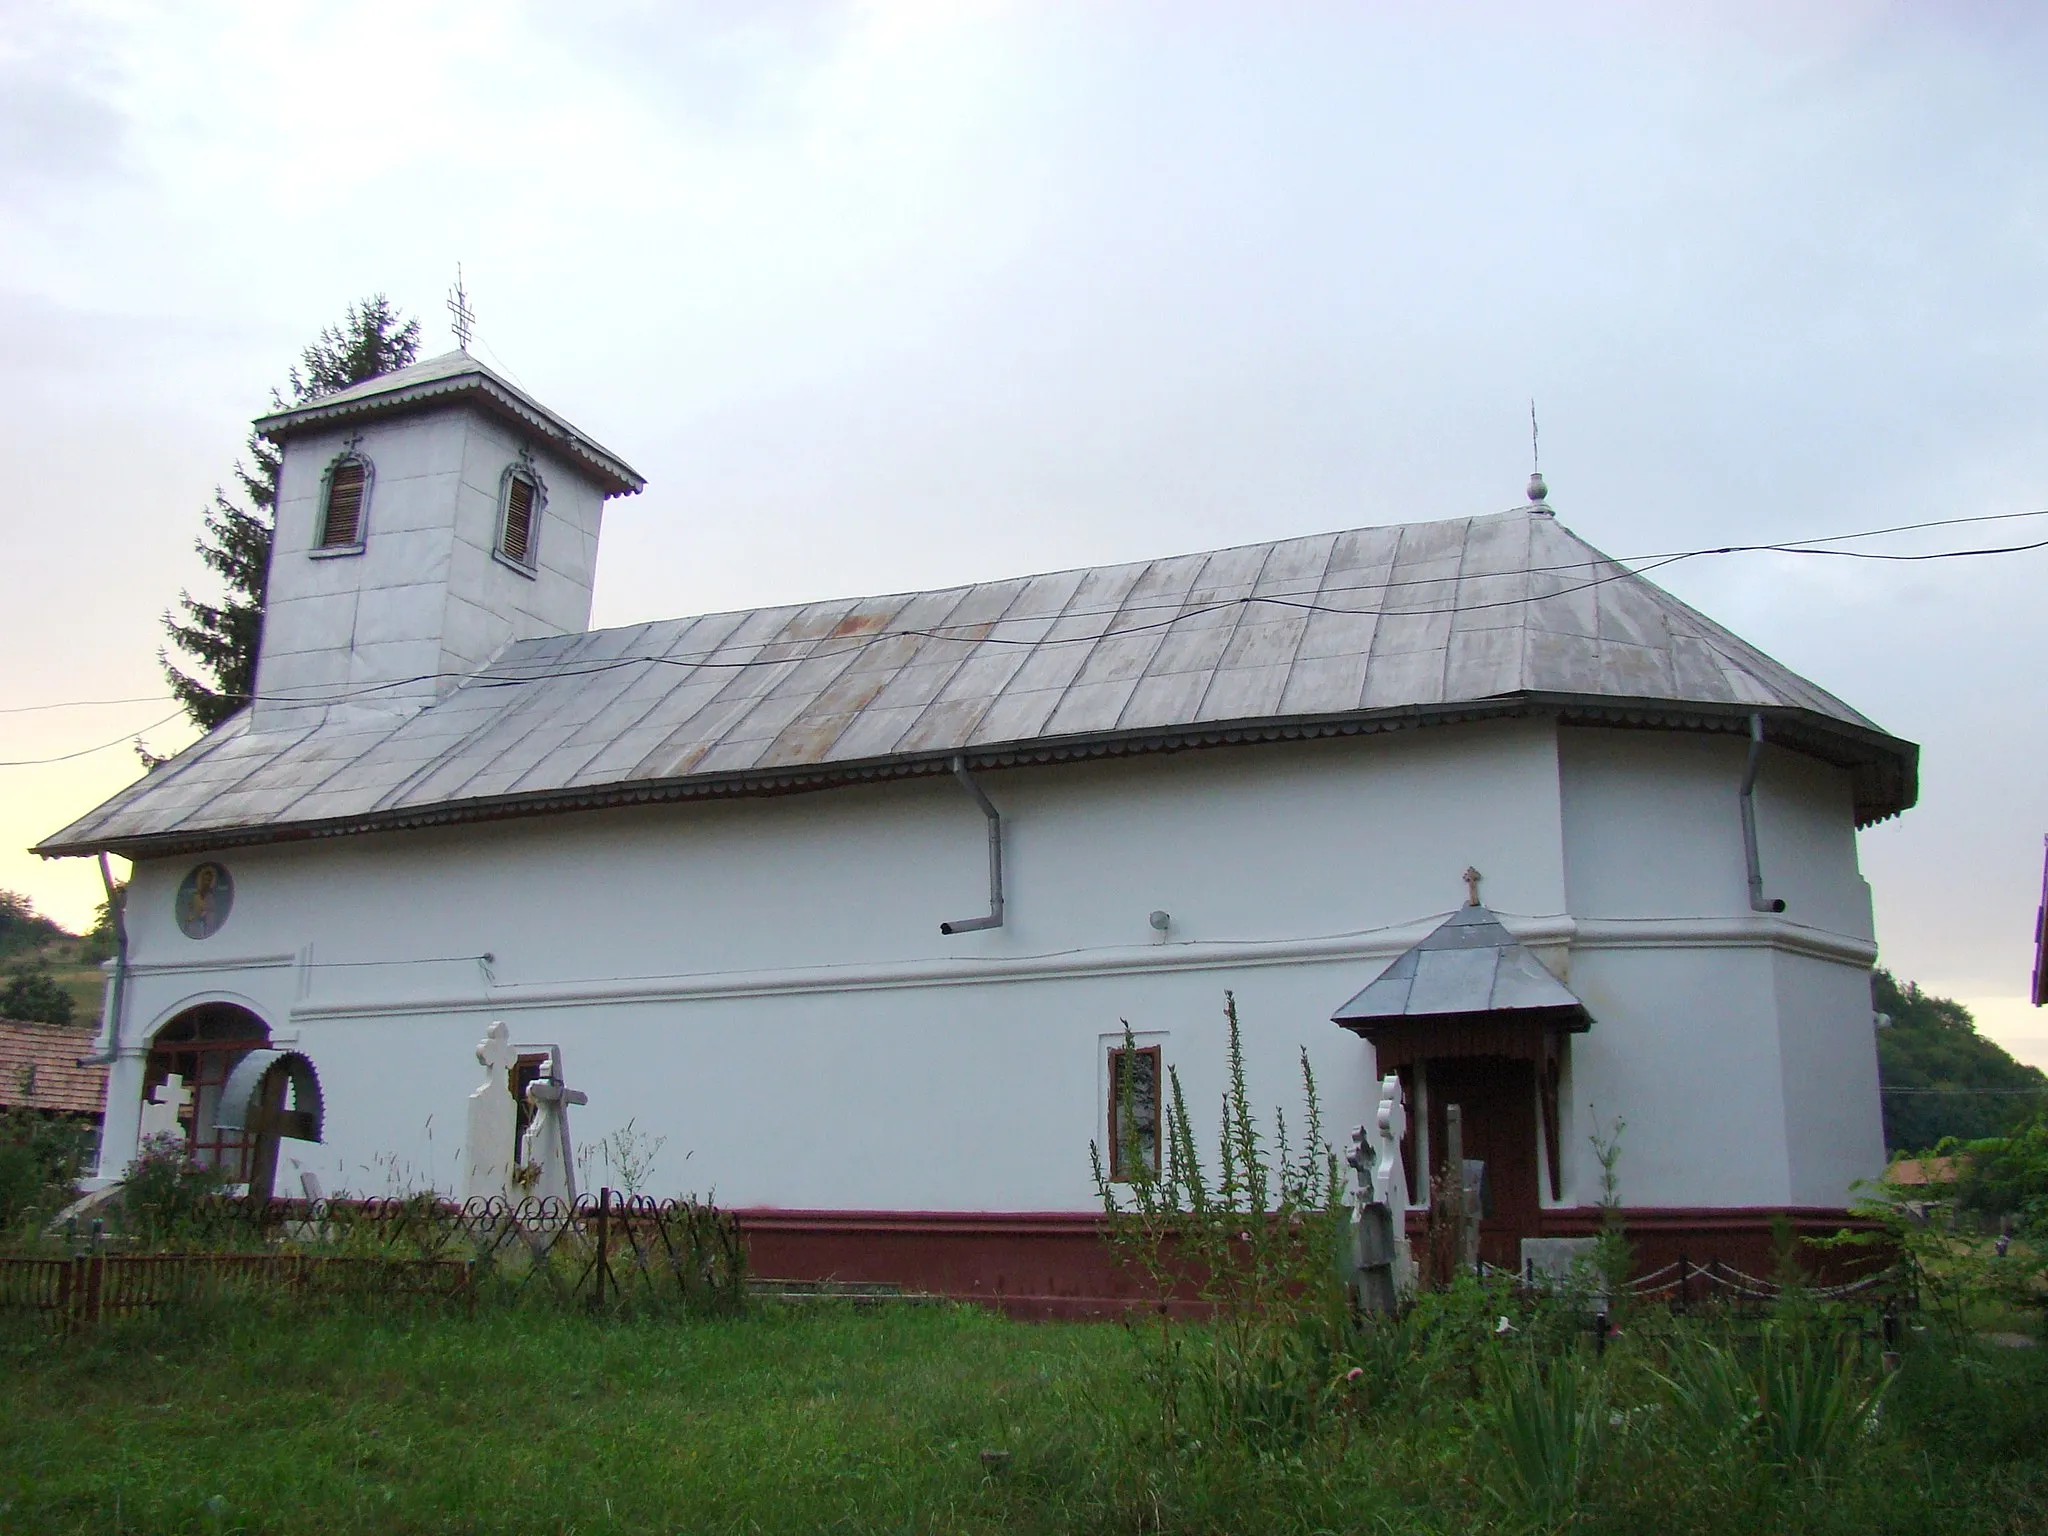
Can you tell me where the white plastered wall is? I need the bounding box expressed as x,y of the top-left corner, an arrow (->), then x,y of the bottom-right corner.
91,717 -> 1886,1213
1556,726 -> 1884,1210
95,720 -> 1568,1205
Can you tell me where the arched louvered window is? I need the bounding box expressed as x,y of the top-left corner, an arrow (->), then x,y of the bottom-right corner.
496,458 -> 545,574
316,451 -> 371,552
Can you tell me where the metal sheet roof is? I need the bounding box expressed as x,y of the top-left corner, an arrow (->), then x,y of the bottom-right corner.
1330,905 -> 1592,1027
253,352 -> 644,497
38,508 -> 1919,859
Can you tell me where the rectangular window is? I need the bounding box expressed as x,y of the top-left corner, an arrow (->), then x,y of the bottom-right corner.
320,461 -> 366,548
1107,1045 -> 1162,1181
500,476 -> 535,565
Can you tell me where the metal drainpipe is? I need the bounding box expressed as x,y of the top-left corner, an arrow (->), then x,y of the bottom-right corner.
1739,714 -> 1787,914
81,853 -> 129,1068
939,757 -> 1004,935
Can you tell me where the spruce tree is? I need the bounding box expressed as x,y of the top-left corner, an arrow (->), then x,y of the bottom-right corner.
161,296 -> 422,729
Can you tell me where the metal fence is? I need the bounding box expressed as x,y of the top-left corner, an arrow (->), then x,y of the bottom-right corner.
0,1252 -> 476,1329
3,1189 -> 745,1329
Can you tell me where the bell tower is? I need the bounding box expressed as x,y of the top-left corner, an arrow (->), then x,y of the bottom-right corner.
247,354 -> 643,729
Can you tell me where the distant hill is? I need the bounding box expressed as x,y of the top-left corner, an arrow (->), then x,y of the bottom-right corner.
0,891 -> 107,1024
0,892 -> 69,960
1875,969 -> 2048,1153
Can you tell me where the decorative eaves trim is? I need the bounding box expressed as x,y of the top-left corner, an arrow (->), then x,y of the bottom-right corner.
36,694 -> 1918,862
254,374 -> 644,498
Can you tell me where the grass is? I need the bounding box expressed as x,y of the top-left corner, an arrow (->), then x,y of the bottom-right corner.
1,1296 -> 2046,1535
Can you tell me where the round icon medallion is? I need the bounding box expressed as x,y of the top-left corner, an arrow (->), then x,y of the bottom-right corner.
174,863 -> 234,939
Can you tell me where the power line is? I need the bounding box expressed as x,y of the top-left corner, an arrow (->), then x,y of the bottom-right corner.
0,710 -> 188,768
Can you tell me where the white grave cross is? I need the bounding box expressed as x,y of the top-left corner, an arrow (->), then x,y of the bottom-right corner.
139,1074 -> 192,1145
1374,1073 -> 1411,1216
463,1021 -> 520,1204
1372,1073 -> 1415,1294
519,1059 -> 587,1208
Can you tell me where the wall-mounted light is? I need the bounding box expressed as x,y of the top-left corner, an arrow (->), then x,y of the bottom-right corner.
1148,910 -> 1172,939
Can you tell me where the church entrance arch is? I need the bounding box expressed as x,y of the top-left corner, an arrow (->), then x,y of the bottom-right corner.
143,1003 -> 272,1180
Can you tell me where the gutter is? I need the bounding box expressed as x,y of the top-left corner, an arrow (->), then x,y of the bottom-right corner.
78,853 -> 128,1068
939,758 -> 1005,935
1739,713 -> 1787,914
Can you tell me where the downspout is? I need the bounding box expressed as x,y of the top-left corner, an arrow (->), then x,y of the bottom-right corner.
80,853 -> 128,1068
939,757 -> 1004,935
1739,714 -> 1787,914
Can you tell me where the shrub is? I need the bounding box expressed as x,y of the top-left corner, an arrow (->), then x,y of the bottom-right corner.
0,1109 -> 91,1237
121,1134 -> 228,1243
0,957 -> 75,1026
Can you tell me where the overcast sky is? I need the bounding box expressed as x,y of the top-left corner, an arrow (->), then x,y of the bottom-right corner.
3,1 -> 2045,1064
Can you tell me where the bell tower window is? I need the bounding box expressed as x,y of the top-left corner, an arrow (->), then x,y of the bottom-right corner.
316,450 -> 371,553
496,458 -> 545,574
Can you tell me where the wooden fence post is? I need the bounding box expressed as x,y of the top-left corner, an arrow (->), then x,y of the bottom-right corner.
79,1255 -> 103,1328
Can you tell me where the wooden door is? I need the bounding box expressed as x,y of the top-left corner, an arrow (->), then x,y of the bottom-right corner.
1425,1056 -> 1541,1269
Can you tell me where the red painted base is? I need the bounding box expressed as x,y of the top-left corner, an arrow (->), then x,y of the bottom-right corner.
735,1205 -> 1888,1318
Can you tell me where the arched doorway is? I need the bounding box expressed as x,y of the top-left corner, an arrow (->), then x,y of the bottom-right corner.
143,1003 -> 272,1180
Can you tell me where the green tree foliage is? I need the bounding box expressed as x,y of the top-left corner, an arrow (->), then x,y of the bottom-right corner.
1874,968 -> 2047,1153
76,879 -> 124,966
1953,1109 -> 2048,1241
161,296 -> 422,730
0,891 -> 66,961
1,957 -> 76,1025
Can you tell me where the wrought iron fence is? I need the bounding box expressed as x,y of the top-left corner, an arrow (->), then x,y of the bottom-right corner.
3,1189 -> 745,1328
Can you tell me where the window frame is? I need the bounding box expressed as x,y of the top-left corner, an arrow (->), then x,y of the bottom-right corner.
312,446 -> 373,557
493,455 -> 546,577
1106,1043 -> 1163,1182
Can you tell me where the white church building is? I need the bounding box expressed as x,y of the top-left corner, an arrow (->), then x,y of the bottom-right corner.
41,353 -> 1917,1307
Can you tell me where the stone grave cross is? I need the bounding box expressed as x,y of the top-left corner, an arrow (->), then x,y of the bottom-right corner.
138,1074 -> 192,1145
1351,1072 -> 1415,1311
519,1052 -> 587,1208
463,1022 -> 519,1204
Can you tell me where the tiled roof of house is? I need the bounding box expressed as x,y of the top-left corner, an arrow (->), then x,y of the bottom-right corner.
0,1020 -> 107,1117
37,506 -> 1918,860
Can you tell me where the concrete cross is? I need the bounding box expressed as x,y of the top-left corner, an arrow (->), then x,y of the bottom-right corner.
1346,1124 -> 1374,1203
1375,1074 -> 1407,1150
139,1073 -> 192,1143
464,1022 -> 520,1205
1463,865 -> 1483,907
475,1020 -> 518,1081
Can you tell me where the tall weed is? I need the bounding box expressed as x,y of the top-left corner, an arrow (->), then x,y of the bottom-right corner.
1658,1324 -> 1885,1485
1092,992 -> 1351,1452
1470,1353 -> 1607,1525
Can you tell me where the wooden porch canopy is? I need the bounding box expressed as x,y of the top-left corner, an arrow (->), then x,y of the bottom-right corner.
1332,903 -> 1591,1200
1330,903 -> 1591,1065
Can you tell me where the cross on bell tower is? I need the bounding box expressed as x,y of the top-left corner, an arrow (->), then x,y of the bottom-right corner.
446,264 -> 475,353
1463,866 -> 1483,907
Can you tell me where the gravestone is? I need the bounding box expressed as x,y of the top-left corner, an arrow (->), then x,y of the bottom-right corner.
520,1070 -> 588,1207
138,1074 -> 191,1145
1442,1103 -> 1485,1274
463,1022 -> 519,1204
1349,1072 -> 1414,1310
